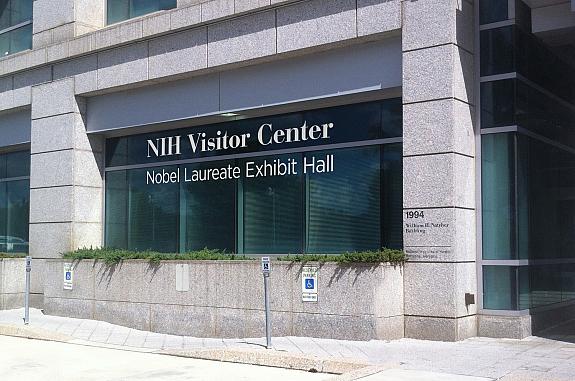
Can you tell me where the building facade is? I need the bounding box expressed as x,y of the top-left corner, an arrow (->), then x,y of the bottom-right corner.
0,0 -> 574,341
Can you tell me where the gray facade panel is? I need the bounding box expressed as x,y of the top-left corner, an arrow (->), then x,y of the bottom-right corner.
220,38 -> 401,110
0,109 -> 32,147
86,38 -> 401,132
86,74 -> 221,132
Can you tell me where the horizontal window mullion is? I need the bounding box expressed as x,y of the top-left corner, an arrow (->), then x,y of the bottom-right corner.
0,19 -> 32,36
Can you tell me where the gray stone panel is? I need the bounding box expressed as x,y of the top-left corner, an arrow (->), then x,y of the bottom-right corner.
146,261 -> 211,307
51,23 -> 76,44
149,28 -> 207,79
403,0 -> 474,53
75,0 -> 105,30
201,0 -> 234,22
44,259 -> 96,300
403,154 -> 475,209
277,0 -> 356,53
43,296 -> 94,319
72,222 -> 103,250
74,150 -> 103,188
151,304 -> 216,336
403,44 -> 473,105
292,312 -> 375,341
207,11 -> 276,66
69,34 -> 92,56
33,0 -> 74,33
31,78 -> 79,120
357,0 -> 401,37
235,0 -> 271,13
405,315 -> 457,341
2,293 -> 25,309
143,12 -> 171,37
94,261 -> 151,303
30,258 -> 46,294
170,5 -> 202,30
457,314 -> 478,340
244,310 -> 292,338
213,262 -> 292,311
47,42 -> 69,62
403,208 -> 476,263
478,315 -> 532,339
0,90 -> 15,112
92,21 -> 143,50
29,223 -> 73,259
33,30 -> 52,49
404,262 -> 477,318
73,186 -> 102,223
30,187 -> 74,223
12,87 -> 31,108
30,150 -> 75,188
373,264 -> 404,317
374,315 -> 404,340
403,99 -> 475,157
53,54 -> 98,94
95,300 -> 151,331
1,259 -> 25,294
31,113 -> 90,153
97,42 -> 149,89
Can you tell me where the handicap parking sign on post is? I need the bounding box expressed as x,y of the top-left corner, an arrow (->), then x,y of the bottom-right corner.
301,266 -> 318,302
63,263 -> 74,290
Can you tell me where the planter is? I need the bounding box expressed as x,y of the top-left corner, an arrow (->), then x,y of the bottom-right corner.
43,259 -> 404,340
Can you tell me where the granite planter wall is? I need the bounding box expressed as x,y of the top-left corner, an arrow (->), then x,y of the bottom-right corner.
0,258 -> 26,309
43,259 -> 404,340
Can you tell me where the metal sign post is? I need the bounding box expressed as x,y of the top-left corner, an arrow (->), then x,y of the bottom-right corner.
24,256 -> 31,325
261,256 -> 271,349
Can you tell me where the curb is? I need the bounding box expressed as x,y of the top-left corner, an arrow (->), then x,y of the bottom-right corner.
0,323 -> 74,342
160,347 -> 372,375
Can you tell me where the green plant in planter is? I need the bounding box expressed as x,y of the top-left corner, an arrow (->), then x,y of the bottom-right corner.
63,247 -> 251,265
277,249 -> 405,264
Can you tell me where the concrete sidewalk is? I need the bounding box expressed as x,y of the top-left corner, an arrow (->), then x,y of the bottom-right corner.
0,308 -> 574,380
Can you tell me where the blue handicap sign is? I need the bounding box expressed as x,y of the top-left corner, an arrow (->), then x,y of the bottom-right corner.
305,278 -> 315,289
65,272 -> 71,280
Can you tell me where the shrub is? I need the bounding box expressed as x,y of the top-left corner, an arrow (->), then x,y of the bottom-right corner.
63,247 -> 406,265
276,249 -> 405,264
63,247 -> 250,265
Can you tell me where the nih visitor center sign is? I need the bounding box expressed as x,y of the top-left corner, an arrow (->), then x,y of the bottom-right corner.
145,121 -> 336,184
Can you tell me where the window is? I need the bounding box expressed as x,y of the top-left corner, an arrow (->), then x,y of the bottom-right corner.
0,150 -> 30,255
104,100 -> 403,255
0,0 -> 32,56
107,0 -> 177,25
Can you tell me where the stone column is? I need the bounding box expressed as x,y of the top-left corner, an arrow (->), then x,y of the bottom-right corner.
29,78 -> 104,296
32,0 -> 106,48
401,0 -> 477,341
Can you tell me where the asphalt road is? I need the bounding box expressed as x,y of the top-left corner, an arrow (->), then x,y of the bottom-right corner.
0,335 -> 330,381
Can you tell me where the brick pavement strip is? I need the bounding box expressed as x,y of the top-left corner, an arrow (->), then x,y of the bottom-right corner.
0,308 -> 575,380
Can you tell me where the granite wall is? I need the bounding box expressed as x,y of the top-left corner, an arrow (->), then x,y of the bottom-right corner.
43,259 -> 404,340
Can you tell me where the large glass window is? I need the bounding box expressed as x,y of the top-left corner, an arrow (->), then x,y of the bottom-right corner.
107,0 -> 176,25
0,150 -> 30,255
482,133 -> 575,310
104,100 -> 403,255
0,0 -> 32,56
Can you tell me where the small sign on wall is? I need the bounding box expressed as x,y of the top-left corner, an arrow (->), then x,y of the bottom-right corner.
301,266 -> 318,302
63,263 -> 74,290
